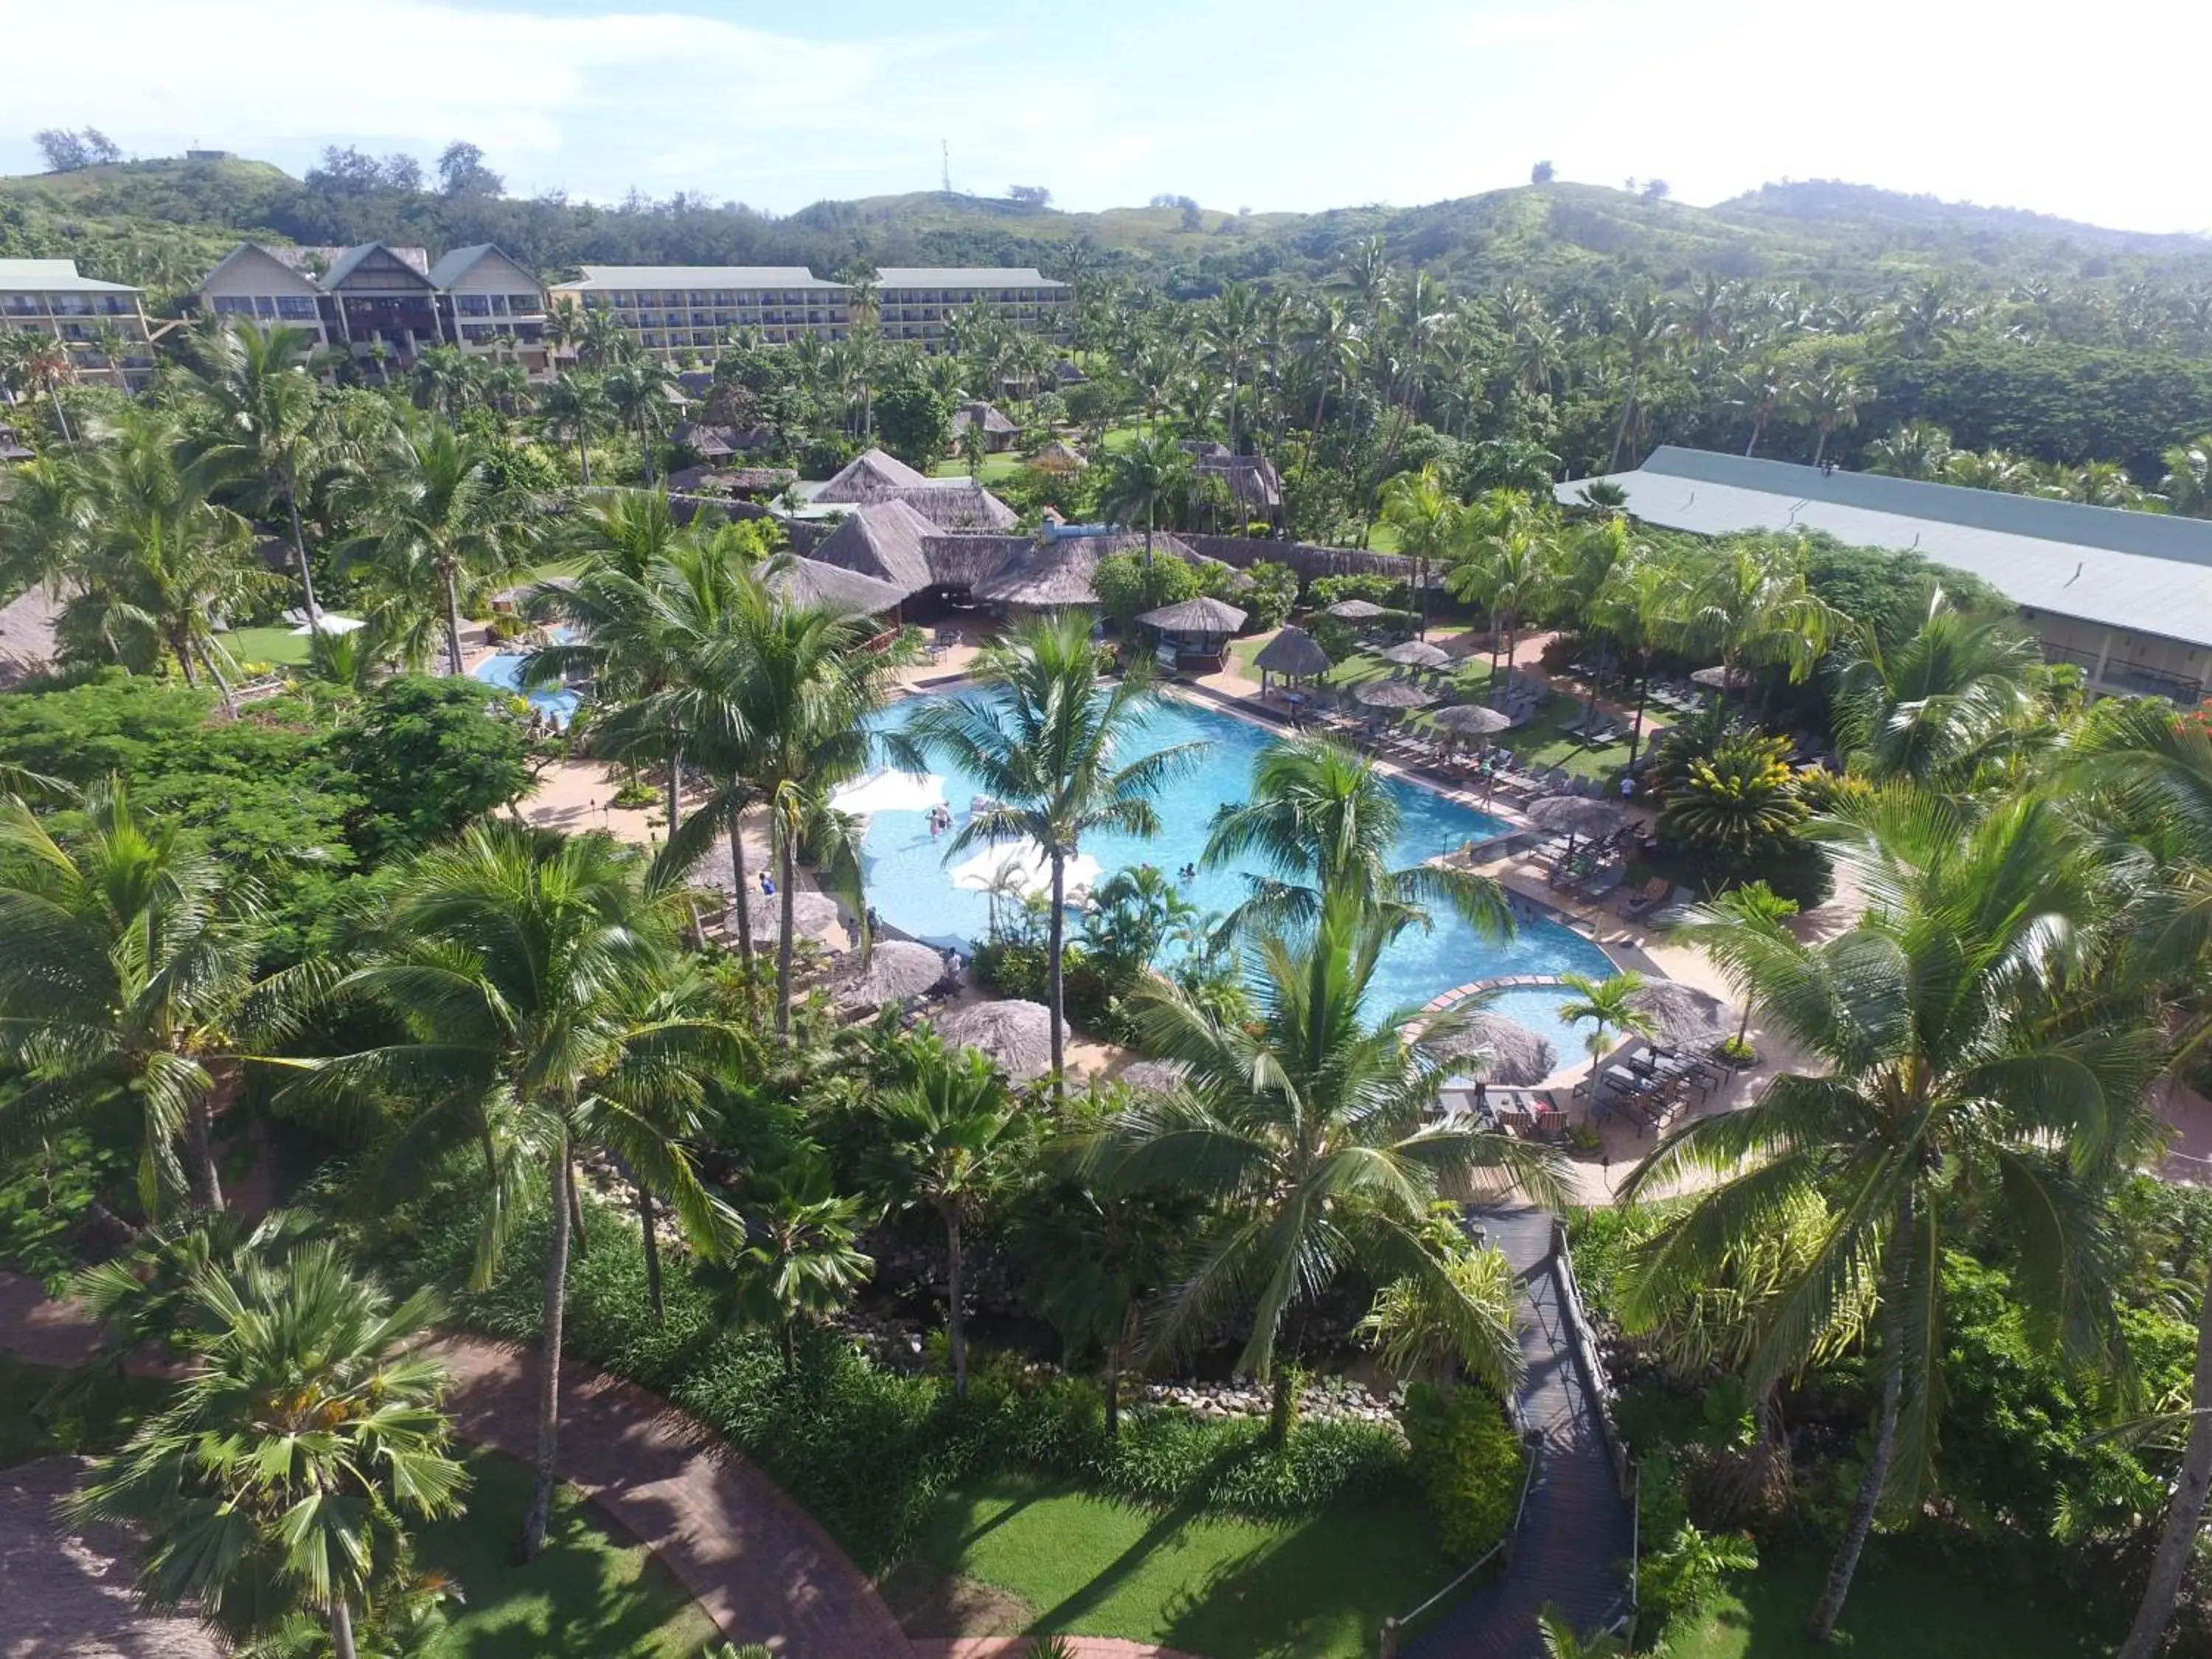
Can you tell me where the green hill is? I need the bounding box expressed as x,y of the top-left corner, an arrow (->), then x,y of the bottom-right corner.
4,153 -> 2209,306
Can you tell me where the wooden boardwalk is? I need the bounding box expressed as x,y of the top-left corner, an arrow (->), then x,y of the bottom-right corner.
1408,1207 -> 1636,1658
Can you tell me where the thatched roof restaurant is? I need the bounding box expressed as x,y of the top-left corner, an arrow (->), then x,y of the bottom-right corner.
761,555 -> 907,618
807,499 -> 939,597
814,447 -> 931,504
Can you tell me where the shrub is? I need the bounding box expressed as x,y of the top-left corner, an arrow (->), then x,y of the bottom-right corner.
1242,560 -> 1300,631
1400,1383 -> 1526,1559
1093,550 -> 1201,628
1658,732 -> 1809,860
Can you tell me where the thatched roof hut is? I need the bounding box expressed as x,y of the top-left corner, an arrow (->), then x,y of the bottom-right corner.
814,447 -> 931,504
880,480 -> 1019,532
739,887 -> 851,950
1355,678 -> 1438,710
1427,1011 -> 1558,1086
833,940 -> 947,1009
807,499 -> 938,597
1326,598 -> 1391,622
936,998 -> 1068,1082
1139,596 -> 1248,634
1380,639 -> 1453,670
950,401 -> 1017,438
1253,625 -> 1332,683
762,556 -> 905,617
1029,438 -> 1087,473
1116,1059 -> 1191,1096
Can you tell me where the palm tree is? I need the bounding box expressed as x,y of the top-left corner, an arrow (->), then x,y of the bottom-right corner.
542,296 -> 585,367
1683,540 -> 1840,697
16,332 -> 77,439
1604,291 -> 1676,472
891,615 -> 1204,1090
604,357 -> 675,485
1792,364 -> 1876,465
2157,437 -> 2212,518
731,1157 -> 873,1373
1085,892 -> 1563,1439
68,1242 -> 466,1659
1729,360 -> 1790,458
867,1041 -> 1031,1402
1830,591 -> 2042,785
1099,431 -> 1194,564
1863,420 -> 1956,481
1626,788 -> 2163,1639
183,321 -> 338,622
536,371 -> 610,484
62,408 -> 260,706
307,823 -> 735,1556
1590,551 -> 1685,765
1445,494 -> 1557,681
1555,970 -> 1658,1066
341,420 -> 536,675
0,780 -> 282,1214
1537,1605 -> 1628,1659
1202,735 -> 1509,942
1378,465 -> 1459,637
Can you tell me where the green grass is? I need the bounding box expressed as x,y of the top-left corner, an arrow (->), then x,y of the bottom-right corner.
1661,1545 -> 2113,1659
929,452 -> 1026,482
221,625 -> 315,669
411,1450 -> 717,1659
900,1473 -> 1450,1659
1225,630 -> 1630,780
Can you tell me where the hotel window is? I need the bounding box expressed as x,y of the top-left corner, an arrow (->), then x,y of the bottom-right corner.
212,295 -> 254,315
509,294 -> 540,313
276,296 -> 316,319
458,293 -> 492,316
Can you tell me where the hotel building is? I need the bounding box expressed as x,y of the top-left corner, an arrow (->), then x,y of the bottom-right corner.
0,258 -> 156,392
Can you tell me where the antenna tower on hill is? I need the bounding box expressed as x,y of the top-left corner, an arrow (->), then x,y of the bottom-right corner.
941,139 -> 952,195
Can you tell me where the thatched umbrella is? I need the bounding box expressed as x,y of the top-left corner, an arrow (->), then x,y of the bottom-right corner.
832,940 -> 946,1009
1689,665 -> 1749,691
1355,678 -> 1439,711
1380,639 -> 1453,671
1428,1010 -> 1558,1085
742,888 -> 850,950
1430,703 -> 1512,740
1253,625 -> 1332,685
1139,595 -> 1248,634
1627,979 -> 1733,1046
1116,1058 -> 1191,1096
1326,598 -> 1391,622
936,998 -> 1068,1082
1526,794 -> 1627,838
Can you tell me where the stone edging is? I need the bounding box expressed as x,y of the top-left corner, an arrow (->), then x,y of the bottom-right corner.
1418,973 -> 1575,1016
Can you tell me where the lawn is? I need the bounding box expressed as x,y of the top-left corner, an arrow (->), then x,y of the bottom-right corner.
221,624 -> 315,669
929,452 -> 1026,483
410,1450 -> 717,1659
892,1473 -> 1451,1659
1662,1545 -> 2114,1659
1225,630 -> 1635,780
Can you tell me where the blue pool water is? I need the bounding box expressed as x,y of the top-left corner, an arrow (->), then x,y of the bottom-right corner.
1475,984 -> 1605,1079
859,692 -> 1615,1017
473,654 -> 579,727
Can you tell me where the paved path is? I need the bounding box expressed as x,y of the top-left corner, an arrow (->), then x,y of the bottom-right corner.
915,1641 -> 1200,1658
1408,1208 -> 1636,1658
0,1271 -> 914,1657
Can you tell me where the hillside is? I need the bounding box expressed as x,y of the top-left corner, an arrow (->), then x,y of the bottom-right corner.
5,153 -> 2211,305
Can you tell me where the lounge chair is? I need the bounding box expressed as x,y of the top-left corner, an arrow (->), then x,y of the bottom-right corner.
1621,877 -> 1670,918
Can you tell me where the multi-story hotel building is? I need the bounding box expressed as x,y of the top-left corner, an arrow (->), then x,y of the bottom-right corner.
0,258 -> 156,392
549,264 -> 1070,361
194,242 -> 547,375
548,266 -> 852,357
872,268 -> 1070,348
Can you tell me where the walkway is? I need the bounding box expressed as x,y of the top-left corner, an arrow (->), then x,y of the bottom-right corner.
1408,1208 -> 1635,1659
0,1271 -> 914,1658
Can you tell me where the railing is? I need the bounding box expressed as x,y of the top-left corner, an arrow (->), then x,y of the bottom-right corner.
1551,1217 -> 1632,1495
2040,641 -> 2205,704
1377,1426 -> 1543,1657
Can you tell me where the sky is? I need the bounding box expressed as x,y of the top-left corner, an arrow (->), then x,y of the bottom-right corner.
4,0 -> 2209,234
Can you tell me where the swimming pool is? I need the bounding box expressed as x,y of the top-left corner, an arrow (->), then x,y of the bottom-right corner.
858,691 -> 1615,1015
473,653 -> 580,727
1475,983 -> 1605,1079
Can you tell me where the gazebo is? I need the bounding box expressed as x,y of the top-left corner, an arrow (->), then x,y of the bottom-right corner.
1252,625 -> 1332,696
1138,595 -> 1248,672
1326,598 -> 1391,627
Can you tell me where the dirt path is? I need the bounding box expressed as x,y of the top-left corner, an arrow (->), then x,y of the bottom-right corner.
0,1272 -> 913,1658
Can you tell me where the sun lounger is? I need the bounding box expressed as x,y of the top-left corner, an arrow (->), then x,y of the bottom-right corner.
1621,877 -> 1670,918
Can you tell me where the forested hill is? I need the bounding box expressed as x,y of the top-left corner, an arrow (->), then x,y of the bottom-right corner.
5,152 -> 2211,307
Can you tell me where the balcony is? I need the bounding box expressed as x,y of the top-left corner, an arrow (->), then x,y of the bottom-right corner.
2042,642 -> 2205,703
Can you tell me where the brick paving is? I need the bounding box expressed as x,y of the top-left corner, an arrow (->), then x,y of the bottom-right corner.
0,1271 -> 913,1657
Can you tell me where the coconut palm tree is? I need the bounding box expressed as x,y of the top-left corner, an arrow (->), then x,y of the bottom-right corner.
1625,787 -> 2164,1639
1683,540 -> 1842,697
340,420 -> 537,675
1604,290 -> 1676,472
604,357 -> 675,485
67,1241 -> 466,1659
1084,891 -> 1563,1439
62,407 -> 260,706
1099,431 -> 1194,564
1555,970 -> 1658,1066
182,321 -> 341,622
0,779 -> 288,1214
536,371 -> 610,484
1445,493 -> 1557,681
891,614 -> 1204,1090
1202,735 -> 1509,942
306,823 -> 736,1556
1730,360 -> 1792,458
1792,364 -> 1876,465
1537,1605 -> 1629,1658
2157,437 -> 2212,518
1590,549 -> 1686,765
1830,591 -> 2044,785
1378,465 -> 1460,637
1863,420 -> 1957,481
866,1040 -> 1031,1401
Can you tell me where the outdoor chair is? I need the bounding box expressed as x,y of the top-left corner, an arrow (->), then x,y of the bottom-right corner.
1621,877 -> 1670,918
